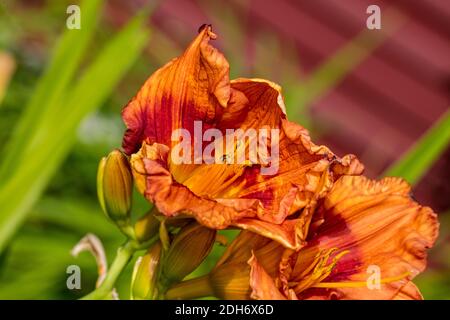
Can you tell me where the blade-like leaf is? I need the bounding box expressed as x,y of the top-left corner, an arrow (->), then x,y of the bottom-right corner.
383,110 -> 450,185
0,10 -> 150,253
0,0 -> 103,180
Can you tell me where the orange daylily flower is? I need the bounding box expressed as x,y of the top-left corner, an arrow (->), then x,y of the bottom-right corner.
121,25 -> 363,249
244,176 -> 439,300
169,176 -> 438,300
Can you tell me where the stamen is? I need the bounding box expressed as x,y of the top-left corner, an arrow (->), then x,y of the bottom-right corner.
291,247 -> 411,293
297,248 -> 337,279
312,271 -> 411,289
293,248 -> 349,293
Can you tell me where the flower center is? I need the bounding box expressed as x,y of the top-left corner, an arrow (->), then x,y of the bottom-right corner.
289,248 -> 410,293
290,248 -> 349,293
313,272 -> 410,289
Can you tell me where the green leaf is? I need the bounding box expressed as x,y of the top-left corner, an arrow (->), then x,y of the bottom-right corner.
30,196 -> 117,238
0,0 -> 103,180
0,9 -> 150,253
383,110 -> 450,185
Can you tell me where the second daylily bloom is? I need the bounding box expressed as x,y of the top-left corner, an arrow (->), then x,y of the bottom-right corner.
167,175 -> 438,300
121,25 -> 363,249
250,176 -> 438,299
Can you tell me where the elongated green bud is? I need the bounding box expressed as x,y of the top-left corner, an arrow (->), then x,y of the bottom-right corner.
97,149 -> 133,226
131,242 -> 162,300
162,222 -> 216,284
97,157 -> 107,213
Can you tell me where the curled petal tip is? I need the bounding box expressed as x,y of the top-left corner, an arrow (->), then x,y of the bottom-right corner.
198,23 -> 210,33
198,23 -> 216,39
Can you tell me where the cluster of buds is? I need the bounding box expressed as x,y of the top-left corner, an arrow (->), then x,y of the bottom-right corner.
130,222 -> 216,299
96,150 -> 217,299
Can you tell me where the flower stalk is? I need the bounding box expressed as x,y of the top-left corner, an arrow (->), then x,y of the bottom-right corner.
81,235 -> 159,300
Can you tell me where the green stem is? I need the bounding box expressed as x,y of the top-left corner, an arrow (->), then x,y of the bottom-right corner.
81,241 -> 135,300
165,275 -> 214,300
119,223 -> 137,241
81,236 -> 158,300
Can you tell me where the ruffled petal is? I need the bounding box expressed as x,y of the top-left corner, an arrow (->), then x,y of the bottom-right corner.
122,25 -> 230,155
125,27 -> 363,249
130,142 -> 256,229
174,80 -> 364,224
392,282 -> 423,300
291,176 -> 438,300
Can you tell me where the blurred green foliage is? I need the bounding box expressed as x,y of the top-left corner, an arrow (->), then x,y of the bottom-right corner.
0,0 -> 448,300
384,110 -> 450,185
0,0 -> 151,298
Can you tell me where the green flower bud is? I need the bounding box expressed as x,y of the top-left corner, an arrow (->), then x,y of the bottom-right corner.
209,263 -> 251,299
134,210 -> 160,243
97,149 -> 133,225
162,222 -> 216,284
131,242 -> 162,300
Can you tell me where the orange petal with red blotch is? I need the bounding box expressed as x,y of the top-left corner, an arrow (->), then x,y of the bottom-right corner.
122,25 -> 230,155
167,79 -> 362,247
292,175 -> 438,300
125,28 -> 363,249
